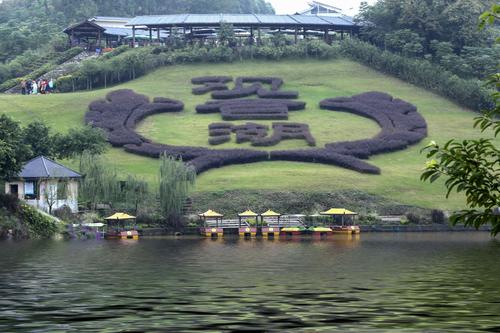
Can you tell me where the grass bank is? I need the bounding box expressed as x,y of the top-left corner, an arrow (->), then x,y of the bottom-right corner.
1,58 -> 495,210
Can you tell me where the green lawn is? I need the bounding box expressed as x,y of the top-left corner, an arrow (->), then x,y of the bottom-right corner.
0,58 -> 494,210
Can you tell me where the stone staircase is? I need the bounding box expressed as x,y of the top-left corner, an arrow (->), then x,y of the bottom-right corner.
5,51 -> 98,94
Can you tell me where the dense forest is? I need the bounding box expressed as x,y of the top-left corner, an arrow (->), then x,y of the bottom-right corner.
0,0 -> 274,62
357,0 -> 499,79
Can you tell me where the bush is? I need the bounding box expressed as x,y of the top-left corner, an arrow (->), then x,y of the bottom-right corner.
431,209 -> 446,224
0,194 -> 58,239
340,39 -> 493,111
196,99 -> 306,115
405,212 -> 421,225
58,41 -> 341,93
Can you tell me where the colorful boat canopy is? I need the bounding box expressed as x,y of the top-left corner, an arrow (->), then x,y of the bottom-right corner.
320,208 -> 357,216
308,226 -> 333,232
238,210 -> 258,217
261,209 -> 281,217
105,212 -> 136,220
281,226 -> 306,232
199,210 -> 223,218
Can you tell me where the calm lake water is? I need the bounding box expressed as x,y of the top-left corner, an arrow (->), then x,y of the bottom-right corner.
0,233 -> 499,332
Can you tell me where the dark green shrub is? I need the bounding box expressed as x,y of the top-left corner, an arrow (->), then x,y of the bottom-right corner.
431,209 -> 446,224
406,212 -> 421,225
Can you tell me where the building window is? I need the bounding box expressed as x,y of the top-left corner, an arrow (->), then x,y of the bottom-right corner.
24,181 -> 37,200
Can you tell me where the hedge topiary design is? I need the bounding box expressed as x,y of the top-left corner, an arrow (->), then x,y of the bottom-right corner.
191,76 -> 233,95
320,92 -> 427,160
207,122 -> 317,147
86,89 -> 427,175
194,76 -> 302,120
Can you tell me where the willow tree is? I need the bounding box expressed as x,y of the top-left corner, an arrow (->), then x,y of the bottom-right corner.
79,152 -> 120,210
158,154 -> 196,228
122,175 -> 150,215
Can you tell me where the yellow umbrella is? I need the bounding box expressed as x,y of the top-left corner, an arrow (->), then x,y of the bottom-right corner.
320,208 -> 357,226
320,208 -> 357,216
238,210 -> 258,217
199,210 -> 223,218
105,212 -> 136,220
238,210 -> 258,228
260,210 -> 281,227
260,209 -> 281,217
198,210 -> 223,228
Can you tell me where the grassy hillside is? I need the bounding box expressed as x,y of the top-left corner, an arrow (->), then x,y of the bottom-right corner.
0,58 -> 494,210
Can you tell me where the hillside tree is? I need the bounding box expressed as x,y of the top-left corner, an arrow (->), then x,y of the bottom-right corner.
421,5 -> 500,235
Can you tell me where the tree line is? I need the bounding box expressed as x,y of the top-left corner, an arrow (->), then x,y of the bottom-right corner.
357,0 -> 499,80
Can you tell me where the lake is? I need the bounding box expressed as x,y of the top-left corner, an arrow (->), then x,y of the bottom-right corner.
0,233 -> 499,332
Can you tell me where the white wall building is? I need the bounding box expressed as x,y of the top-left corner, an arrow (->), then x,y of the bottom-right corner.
4,156 -> 82,213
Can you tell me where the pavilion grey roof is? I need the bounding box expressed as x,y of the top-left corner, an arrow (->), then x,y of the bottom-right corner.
17,156 -> 82,179
126,14 -> 357,27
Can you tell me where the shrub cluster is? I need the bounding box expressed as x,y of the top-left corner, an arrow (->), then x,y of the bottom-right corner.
58,41 -> 341,93
320,91 -> 427,163
207,122 -> 317,147
191,76 -> 233,95
253,123 -> 316,147
208,123 -> 232,146
197,99 -> 306,123
221,102 -> 289,121
269,150 -> 381,174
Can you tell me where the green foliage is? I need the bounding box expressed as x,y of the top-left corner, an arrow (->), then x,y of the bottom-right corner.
0,114 -> 31,180
22,121 -> 56,159
79,151 -> 120,210
55,125 -> 108,159
158,154 -> 196,226
340,39 -> 493,111
18,202 -> 59,238
218,22 -> 237,47
0,193 -> 58,239
120,175 -> 151,215
0,47 -> 83,92
57,41 -> 341,92
422,10 -> 500,235
358,0 -> 496,80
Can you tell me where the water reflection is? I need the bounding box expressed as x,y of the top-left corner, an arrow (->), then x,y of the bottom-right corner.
0,233 -> 498,332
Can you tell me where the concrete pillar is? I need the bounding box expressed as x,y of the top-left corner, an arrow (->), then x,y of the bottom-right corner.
132,26 -> 136,47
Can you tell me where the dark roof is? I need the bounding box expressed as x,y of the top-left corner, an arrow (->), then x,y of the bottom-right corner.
63,20 -> 106,33
18,156 -> 82,179
126,14 -> 357,28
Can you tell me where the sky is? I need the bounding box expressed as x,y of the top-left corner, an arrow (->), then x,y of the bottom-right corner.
267,0 -> 378,16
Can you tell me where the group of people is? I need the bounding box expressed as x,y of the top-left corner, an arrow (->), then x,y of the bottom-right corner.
20,79 -> 56,95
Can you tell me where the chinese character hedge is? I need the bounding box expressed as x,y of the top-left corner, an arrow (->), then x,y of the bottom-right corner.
85,89 -> 427,175
193,76 -> 302,120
